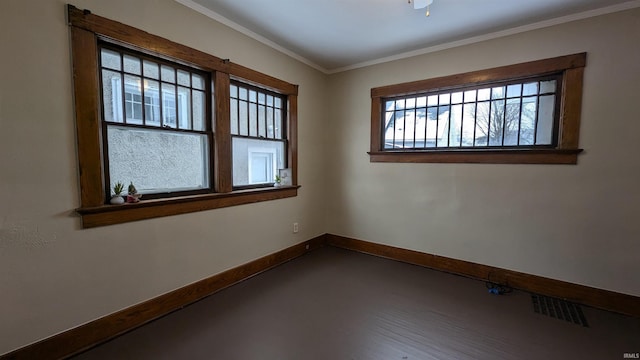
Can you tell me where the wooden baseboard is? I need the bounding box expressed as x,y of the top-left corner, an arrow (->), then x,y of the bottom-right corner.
326,234 -> 640,318
2,235 -> 327,360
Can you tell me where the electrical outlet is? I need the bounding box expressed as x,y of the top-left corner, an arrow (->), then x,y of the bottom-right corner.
293,222 -> 299,233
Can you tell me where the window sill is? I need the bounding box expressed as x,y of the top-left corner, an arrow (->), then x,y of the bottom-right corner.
76,185 -> 300,228
368,148 -> 583,164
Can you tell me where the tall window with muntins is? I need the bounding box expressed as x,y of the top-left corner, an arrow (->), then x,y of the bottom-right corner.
99,44 -> 211,198
70,5 -> 299,227
383,75 -> 560,150
230,81 -> 286,187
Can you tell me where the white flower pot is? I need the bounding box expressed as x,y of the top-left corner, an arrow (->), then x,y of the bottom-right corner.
110,195 -> 124,204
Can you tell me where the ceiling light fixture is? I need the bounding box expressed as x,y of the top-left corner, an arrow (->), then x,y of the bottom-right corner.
408,0 -> 433,17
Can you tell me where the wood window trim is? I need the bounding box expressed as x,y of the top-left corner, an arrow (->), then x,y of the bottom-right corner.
68,5 -> 299,228
369,53 -> 586,164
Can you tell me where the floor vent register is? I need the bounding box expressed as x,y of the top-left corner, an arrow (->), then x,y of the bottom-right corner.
531,294 -> 589,327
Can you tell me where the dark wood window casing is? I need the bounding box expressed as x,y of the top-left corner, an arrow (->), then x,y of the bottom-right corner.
369,53 -> 586,164
69,5 -> 299,228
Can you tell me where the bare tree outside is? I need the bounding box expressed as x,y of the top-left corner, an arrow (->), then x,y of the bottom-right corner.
383,81 -> 554,149
465,87 -> 536,146
472,97 -> 536,146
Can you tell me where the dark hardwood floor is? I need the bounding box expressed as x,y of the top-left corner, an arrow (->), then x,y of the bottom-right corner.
73,246 -> 640,360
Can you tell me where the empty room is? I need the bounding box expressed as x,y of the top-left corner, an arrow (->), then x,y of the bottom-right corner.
1,0 -> 639,359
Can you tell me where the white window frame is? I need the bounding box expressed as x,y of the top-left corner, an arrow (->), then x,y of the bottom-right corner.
247,147 -> 278,185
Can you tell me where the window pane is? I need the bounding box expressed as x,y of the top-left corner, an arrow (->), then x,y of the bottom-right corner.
162,84 -> 176,128
489,100 -> 505,146
178,86 -> 191,130
123,55 -> 141,75
415,108 -> 426,148
464,90 -> 476,103
274,97 -> 282,108
394,110 -> 405,148
504,98 -> 521,146
192,74 -> 205,90
102,70 -> 123,122
437,105 -> 450,147
267,107 -> 274,138
258,92 -> 266,105
107,125 -> 209,193
404,110 -> 416,148
536,95 -> 555,145
507,84 -> 521,98
540,80 -> 556,94
475,102 -> 490,146
523,82 -> 538,96
384,110 -> 396,149
161,65 -> 175,83
451,92 -> 463,104
426,107 -> 437,148
461,103 -> 476,146
416,96 -> 427,107
124,75 -> 143,125
177,70 -> 190,87
274,108 -> 283,139
143,60 -> 159,79
249,103 -> 258,137
258,105 -> 267,138
439,93 -> 450,106
230,98 -> 239,135
477,88 -> 491,101
101,49 -> 121,70
491,86 -> 505,99
192,90 -> 205,131
520,98 -> 537,145
232,137 -> 285,186
239,100 -> 249,136
427,95 -> 438,107
145,80 -> 161,126
449,104 -> 463,147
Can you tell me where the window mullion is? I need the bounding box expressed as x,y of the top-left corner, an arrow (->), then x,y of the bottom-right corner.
214,72 -> 232,193
501,95 -> 507,146
473,99 -> 478,146
435,96 -> 439,148
487,96 -> 493,147
533,86 -> 540,145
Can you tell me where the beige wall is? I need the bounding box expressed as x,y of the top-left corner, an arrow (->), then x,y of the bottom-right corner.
326,9 -> 640,298
0,0 -> 327,353
1,0 -> 639,355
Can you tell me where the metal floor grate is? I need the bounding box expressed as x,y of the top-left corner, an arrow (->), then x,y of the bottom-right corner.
531,294 -> 589,327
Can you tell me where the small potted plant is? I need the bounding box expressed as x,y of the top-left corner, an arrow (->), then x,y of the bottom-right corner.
110,181 -> 125,204
126,182 -> 142,203
274,175 -> 282,187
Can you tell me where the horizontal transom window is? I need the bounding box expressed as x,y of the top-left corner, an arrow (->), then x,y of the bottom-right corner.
370,53 -> 586,164
383,75 -> 560,150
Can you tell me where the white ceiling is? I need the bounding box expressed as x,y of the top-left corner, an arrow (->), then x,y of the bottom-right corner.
177,0 -> 639,73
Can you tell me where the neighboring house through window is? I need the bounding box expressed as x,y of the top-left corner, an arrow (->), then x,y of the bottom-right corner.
230,82 -> 286,187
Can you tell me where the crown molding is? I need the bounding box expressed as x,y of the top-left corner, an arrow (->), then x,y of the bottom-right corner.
175,0 -> 640,75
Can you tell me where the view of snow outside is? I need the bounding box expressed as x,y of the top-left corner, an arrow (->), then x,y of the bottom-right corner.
384,81 -> 556,149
